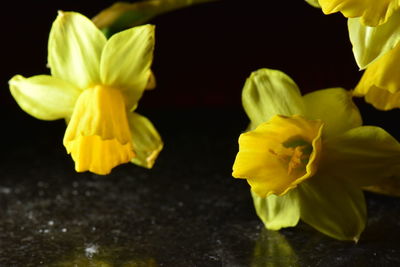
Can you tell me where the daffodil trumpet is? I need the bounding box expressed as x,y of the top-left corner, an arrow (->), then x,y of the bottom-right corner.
9,11 -> 163,175
232,68 -> 400,241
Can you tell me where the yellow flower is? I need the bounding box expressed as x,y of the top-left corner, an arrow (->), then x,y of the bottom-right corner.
353,42 -> 400,110
318,0 -> 400,26
9,12 -> 163,175
232,68 -> 400,240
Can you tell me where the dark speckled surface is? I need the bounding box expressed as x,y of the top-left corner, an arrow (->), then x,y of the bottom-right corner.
1,109 -> 400,266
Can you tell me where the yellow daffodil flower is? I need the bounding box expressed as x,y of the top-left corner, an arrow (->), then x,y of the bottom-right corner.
9,11 -> 163,175
232,68 -> 400,241
318,0 -> 400,27
353,42 -> 400,110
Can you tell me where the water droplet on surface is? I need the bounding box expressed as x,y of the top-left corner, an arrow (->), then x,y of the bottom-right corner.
0,186 -> 11,194
27,212 -> 34,220
85,244 -> 99,258
37,181 -> 47,188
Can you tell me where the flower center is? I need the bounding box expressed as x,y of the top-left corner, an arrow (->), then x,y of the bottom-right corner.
269,136 -> 313,176
232,115 -> 323,197
283,137 -> 313,175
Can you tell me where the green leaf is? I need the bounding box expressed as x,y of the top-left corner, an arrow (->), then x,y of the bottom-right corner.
242,68 -> 305,129
298,175 -> 366,241
252,189 -> 300,230
93,0 -> 218,37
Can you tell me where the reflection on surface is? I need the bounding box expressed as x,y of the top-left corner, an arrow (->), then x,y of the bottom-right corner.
251,228 -> 299,267
51,244 -> 157,267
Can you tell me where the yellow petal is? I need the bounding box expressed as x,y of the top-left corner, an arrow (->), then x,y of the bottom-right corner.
232,115 -> 323,197
48,11 -> 106,89
303,88 -> 362,138
128,112 -> 163,169
9,75 -> 80,120
63,85 -> 135,175
356,85 -> 400,110
354,43 -> 400,110
319,0 -> 400,26
349,12 -> 400,69
242,68 -> 305,129
145,70 -> 156,90
100,24 -> 155,110
299,174 -> 366,241
320,126 -> 400,187
65,136 -> 135,175
363,176 -> 400,197
252,189 -> 300,230
305,0 -> 321,8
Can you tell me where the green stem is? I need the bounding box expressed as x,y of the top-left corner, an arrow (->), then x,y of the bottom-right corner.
93,0 -> 219,37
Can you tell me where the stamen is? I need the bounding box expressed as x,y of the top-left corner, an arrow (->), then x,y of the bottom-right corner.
288,146 -> 310,175
270,139 -> 313,175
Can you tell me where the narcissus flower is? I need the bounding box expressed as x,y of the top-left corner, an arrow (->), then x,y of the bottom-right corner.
353,42 -> 400,110
9,11 -> 163,175
232,68 -> 400,240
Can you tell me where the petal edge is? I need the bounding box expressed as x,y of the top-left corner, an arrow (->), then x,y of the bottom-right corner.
9,75 -> 80,120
